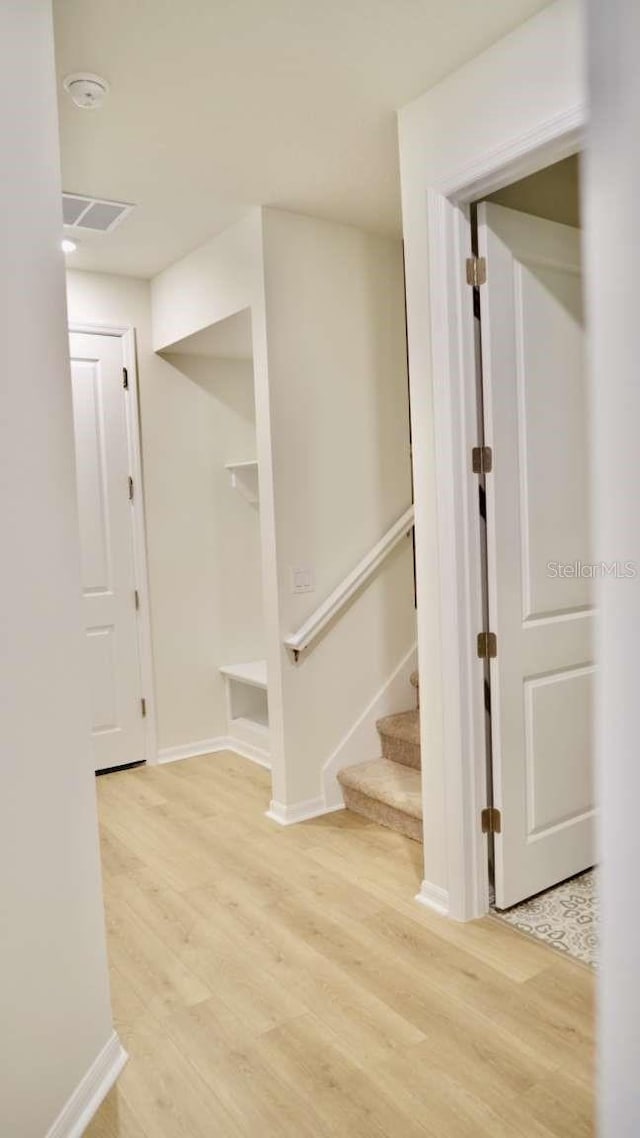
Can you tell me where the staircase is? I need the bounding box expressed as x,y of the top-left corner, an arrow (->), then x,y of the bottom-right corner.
337,670 -> 423,842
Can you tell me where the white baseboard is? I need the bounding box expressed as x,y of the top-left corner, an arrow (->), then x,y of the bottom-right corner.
46,1031 -> 127,1138
156,736 -> 270,769
223,736 -> 271,769
156,736 -> 228,764
322,643 -> 418,808
266,797 -> 345,826
415,880 -> 450,917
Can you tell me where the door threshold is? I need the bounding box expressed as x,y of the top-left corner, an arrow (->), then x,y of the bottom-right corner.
96,760 -> 147,777
490,867 -> 597,968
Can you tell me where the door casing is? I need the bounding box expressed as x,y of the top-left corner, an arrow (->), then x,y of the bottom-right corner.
400,26 -> 587,921
70,323 -> 157,767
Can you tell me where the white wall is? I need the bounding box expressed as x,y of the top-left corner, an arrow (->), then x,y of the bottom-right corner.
162,351 -> 265,679
151,213 -> 263,352
585,2 -> 640,1131
398,0 -> 585,894
67,272 -> 265,754
151,214 -> 287,777
487,154 -> 581,227
0,4 -> 115,1135
151,209 -> 415,809
262,210 -> 416,807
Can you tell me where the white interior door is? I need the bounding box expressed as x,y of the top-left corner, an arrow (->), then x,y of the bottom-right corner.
69,331 -> 146,772
478,202 -> 596,909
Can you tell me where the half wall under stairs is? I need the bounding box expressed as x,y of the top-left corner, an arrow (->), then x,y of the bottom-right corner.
337,671 -> 422,842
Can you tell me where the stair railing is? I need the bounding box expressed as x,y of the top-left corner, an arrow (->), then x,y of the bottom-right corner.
284,505 -> 415,662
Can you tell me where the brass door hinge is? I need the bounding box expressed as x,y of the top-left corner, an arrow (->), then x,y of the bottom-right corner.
134,589 -> 140,611
472,445 -> 493,474
477,631 -> 497,659
481,806 -> 502,834
466,255 -> 487,287
128,475 -> 134,501
141,697 -> 147,718
122,367 -> 129,390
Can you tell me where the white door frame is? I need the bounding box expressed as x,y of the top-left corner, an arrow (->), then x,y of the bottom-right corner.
69,323 -> 157,766
420,111 -> 586,920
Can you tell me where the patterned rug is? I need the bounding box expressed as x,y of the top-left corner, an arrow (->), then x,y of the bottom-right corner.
492,869 -> 598,968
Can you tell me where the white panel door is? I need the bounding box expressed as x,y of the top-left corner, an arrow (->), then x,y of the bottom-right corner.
478,203 -> 596,909
69,331 -> 146,771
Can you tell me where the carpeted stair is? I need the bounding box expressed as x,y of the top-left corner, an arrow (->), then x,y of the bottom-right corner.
337,672 -> 423,842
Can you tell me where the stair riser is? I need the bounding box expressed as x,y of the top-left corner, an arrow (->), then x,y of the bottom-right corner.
341,786 -> 423,843
379,733 -> 421,770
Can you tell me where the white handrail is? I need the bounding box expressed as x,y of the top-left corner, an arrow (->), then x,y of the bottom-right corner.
284,505 -> 415,661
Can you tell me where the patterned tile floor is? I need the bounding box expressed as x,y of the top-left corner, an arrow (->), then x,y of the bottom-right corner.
492,868 -> 598,968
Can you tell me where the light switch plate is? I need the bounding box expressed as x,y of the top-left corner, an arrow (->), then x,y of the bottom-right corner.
291,567 -> 315,595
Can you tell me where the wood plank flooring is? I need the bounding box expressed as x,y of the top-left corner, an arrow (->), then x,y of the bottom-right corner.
87,751 -> 595,1137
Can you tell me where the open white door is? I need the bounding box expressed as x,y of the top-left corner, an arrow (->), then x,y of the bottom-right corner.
477,202 -> 596,909
69,330 -> 147,771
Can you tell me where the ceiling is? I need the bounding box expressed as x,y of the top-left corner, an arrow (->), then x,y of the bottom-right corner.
53,0 -> 551,279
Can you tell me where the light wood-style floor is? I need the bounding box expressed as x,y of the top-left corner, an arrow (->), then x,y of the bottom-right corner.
87,751 -> 595,1137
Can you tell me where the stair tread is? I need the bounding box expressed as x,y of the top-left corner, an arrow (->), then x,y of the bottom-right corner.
337,759 -> 422,819
377,709 -> 420,745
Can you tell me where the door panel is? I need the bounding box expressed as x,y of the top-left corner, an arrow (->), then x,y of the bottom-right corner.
86,626 -> 119,732
71,358 -> 113,591
69,331 -> 145,771
524,665 -> 594,835
478,203 -> 595,909
515,261 -> 590,619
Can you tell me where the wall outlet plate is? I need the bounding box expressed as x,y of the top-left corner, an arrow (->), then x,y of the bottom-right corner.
291,567 -> 315,594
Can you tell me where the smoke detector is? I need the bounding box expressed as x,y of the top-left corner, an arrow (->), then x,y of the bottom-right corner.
63,73 -> 110,110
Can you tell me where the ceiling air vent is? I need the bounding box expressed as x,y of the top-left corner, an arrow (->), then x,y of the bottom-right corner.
62,193 -> 134,233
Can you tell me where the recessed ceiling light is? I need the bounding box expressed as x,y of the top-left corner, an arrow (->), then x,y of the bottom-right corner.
61,239 -> 77,254
63,73 -> 110,110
